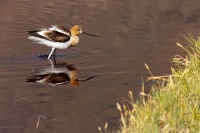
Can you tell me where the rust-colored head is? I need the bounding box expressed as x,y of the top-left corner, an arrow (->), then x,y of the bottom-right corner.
68,68 -> 79,87
70,25 -> 82,36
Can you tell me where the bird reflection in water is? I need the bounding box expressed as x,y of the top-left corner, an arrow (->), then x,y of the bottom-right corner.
27,59 -> 96,86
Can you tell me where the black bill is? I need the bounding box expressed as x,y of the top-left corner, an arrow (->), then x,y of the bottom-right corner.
83,32 -> 100,37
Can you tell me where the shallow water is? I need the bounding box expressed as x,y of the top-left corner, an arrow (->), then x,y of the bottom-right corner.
0,0 -> 200,133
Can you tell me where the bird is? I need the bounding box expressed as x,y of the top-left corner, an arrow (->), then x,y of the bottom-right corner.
27,25 -> 99,59
27,62 -> 79,86
26,60 -> 98,86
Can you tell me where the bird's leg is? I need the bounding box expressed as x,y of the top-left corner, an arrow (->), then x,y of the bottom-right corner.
48,58 -> 55,68
48,57 -> 57,68
48,48 -> 56,59
53,48 -> 57,58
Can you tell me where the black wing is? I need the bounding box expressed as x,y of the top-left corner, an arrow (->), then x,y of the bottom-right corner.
27,26 -> 71,42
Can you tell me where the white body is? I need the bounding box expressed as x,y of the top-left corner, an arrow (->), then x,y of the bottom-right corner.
28,36 -> 73,49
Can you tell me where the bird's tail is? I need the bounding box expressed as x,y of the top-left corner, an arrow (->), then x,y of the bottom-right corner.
27,30 -> 40,34
28,36 -> 44,44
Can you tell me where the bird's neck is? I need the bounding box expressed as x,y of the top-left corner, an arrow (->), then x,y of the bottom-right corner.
71,35 -> 79,46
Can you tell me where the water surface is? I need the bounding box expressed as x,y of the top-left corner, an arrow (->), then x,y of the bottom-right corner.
0,0 -> 200,133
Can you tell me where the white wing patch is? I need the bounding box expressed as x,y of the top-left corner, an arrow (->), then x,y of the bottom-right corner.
49,25 -> 70,36
35,25 -> 70,40
37,30 -> 52,40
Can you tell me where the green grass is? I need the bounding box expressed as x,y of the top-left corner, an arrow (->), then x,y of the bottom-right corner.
99,34 -> 200,133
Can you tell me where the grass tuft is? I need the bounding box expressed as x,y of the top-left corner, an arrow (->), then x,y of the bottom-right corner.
100,34 -> 200,133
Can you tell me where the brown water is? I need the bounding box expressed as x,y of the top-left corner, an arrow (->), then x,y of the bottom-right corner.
0,1 -> 200,133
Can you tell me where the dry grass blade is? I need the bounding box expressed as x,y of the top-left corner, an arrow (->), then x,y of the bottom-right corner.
36,114 -> 61,133
147,75 -> 170,81
100,33 -> 200,133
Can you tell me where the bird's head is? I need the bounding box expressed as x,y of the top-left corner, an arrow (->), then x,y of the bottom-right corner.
70,25 -> 100,37
70,25 -> 82,36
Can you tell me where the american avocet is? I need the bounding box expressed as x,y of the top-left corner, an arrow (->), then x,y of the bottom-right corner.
27,62 -> 79,86
26,60 -> 97,86
27,25 -> 99,59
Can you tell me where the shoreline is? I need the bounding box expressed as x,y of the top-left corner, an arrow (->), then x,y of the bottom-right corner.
100,34 -> 200,133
